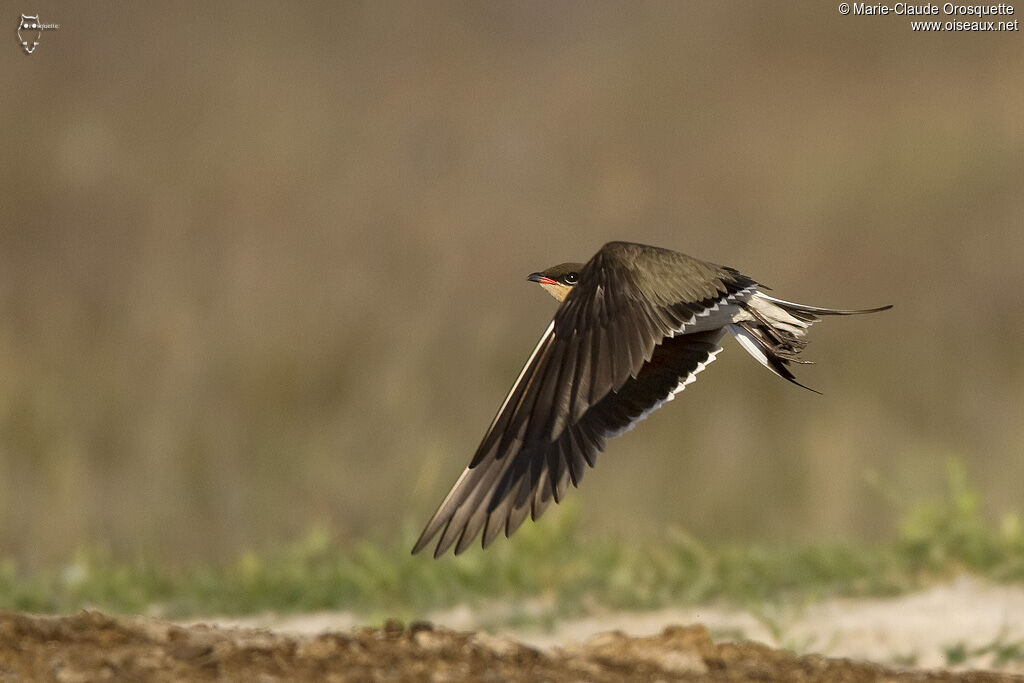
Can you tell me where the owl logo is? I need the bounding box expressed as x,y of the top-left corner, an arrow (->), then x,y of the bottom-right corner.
17,14 -> 43,54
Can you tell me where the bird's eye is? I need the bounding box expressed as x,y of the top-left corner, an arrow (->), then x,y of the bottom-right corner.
563,272 -> 578,285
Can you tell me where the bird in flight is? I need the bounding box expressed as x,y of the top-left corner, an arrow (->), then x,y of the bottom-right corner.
412,241 -> 891,557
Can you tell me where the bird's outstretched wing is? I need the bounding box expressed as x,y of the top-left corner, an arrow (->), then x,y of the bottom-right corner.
413,242 -> 757,557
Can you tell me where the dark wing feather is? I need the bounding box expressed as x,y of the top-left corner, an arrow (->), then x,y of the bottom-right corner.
412,242 -> 755,557
474,328 -> 727,551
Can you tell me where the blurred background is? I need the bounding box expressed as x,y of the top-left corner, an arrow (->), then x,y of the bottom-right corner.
1,1 -> 1021,567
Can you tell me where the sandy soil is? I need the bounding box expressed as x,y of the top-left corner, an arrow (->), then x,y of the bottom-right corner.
209,576 -> 1024,674
1,610 -> 1018,682
3,578 -> 1023,681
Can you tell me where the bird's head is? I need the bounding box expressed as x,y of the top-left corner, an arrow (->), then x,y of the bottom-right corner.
526,262 -> 584,302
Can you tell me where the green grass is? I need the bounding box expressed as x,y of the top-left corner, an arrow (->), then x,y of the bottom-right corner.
943,627 -> 1024,668
2,460 -> 1023,621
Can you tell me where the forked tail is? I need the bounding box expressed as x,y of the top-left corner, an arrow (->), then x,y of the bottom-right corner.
727,292 -> 892,392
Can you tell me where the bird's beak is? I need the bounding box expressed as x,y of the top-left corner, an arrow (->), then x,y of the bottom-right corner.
527,272 -> 558,285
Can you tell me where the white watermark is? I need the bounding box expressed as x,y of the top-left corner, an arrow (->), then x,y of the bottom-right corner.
17,13 -> 60,54
837,2 -> 1020,30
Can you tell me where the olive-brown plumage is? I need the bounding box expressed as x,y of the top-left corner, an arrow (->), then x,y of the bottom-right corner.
413,241 -> 890,557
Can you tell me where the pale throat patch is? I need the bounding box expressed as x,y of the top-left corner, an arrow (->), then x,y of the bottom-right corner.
539,282 -> 572,302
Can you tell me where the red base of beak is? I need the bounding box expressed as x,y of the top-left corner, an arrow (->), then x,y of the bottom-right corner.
527,273 -> 558,285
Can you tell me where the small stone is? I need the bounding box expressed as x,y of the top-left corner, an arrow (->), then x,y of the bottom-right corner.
409,620 -> 434,634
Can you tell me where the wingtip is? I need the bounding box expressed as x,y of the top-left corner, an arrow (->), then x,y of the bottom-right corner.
433,534 -> 456,559
411,516 -> 445,556
410,536 -> 430,556
432,537 -> 452,559
411,520 -> 450,558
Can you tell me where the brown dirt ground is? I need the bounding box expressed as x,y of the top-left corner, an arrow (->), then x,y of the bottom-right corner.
0,611 -> 1020,682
